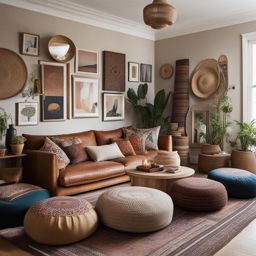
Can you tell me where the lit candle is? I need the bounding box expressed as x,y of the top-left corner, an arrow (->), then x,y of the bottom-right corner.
143,159 -> 151,168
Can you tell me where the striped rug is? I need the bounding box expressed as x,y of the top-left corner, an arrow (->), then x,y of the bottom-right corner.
0,183 -> 256,256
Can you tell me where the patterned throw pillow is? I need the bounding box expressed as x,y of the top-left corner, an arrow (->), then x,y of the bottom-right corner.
124,126 -> 160,151
51,137 -> 88,164
111,138 -> 136,156
123,128 -> 148,154
40,137 -> 70,169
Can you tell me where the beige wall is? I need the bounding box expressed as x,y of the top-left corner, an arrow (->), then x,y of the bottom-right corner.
0,4 -> 154,144
155,21 -> 256,160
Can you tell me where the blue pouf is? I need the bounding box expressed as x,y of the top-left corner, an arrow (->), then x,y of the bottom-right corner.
208,168 -> 256,198
0,183 -> 49,229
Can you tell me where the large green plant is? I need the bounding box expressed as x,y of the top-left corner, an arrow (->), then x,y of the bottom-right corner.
234,120 -> 256,151
208,96 -> 233,145
127,83 -> 171,132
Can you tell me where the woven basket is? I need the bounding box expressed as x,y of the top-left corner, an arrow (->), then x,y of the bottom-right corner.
231,150 -> 256,173
198,153 -> 230,173
155,151 -> 180,168
201,144 -> 221,155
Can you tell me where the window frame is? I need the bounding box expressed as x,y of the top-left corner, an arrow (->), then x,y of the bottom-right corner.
242,32 -> 256,122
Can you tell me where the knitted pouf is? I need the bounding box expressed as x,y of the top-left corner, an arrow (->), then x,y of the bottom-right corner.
170,177 -> 228,211
24,196 -> 98,245
208,168 -> 256,198
96,186 -> 173,233
0,183 -> 49,229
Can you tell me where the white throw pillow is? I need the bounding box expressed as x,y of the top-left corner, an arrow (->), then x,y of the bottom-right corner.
86,143 -> 125,162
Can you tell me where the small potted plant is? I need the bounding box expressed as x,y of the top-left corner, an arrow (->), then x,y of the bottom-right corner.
231,120 -> 256,173
10,135 -> 27,155
202,96 -> 233,154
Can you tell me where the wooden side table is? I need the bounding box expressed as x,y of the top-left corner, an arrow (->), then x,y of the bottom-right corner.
0,154 -> 26,185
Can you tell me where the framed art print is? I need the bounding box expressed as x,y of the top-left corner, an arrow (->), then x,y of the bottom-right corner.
75,49 -> 99,75
128,62 -> 139,82
72,76 -> 99,118
103,51 -> 125,91
40,61 -> 67,121
16,102 -> 38,126
21,33 -> 40,56
140,63 -> 152,82
103,93 -> 125,121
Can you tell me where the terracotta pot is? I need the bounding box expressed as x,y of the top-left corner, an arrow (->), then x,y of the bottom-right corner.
155,150 -> 180,168
10,144 -> 24,155
201,144 -> 221,155
231,149 -> 256,173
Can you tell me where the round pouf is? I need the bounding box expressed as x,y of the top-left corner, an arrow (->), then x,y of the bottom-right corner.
170,177 -> 228,211
208,168 -> 256,198
24,196 -> 98,245
96,186 -> 173,233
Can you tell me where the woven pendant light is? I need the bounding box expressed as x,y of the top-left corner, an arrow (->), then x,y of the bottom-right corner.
143,0 -> 177,29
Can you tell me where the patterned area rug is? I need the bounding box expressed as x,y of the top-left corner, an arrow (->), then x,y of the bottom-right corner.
0,183 -> 256,256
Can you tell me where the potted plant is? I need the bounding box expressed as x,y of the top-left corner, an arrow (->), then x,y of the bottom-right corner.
127,83 -> 171,133
202,96 -> 233,154
10,135 -> 27,155
0,108 -> 11,139
231,120 -> 256,173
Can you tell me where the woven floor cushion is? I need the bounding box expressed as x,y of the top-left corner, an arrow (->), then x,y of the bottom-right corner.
0,183 -> 49,229
170,177 -> 228,211
208,168 -> 256,198
96,186 -> 173,233
24,196 -> 98,245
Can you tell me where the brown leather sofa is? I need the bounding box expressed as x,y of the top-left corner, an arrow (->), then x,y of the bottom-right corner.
22,128 -> 172,196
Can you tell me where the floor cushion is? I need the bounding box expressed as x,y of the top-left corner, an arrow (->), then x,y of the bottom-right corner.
24,196 -> 98,245
96,186 -> 173,233
208,168 -> 256,198
170,177 -> 228,211
0,183 -> 49,229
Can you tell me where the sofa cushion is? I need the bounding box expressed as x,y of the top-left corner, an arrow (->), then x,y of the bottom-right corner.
58,161 -> 125,187
86,143 -> 124,162
63,144 -> 89,164
24,131 -> 97,150
95,128 -> 123,145
141,150 -> 158,161
113,155 -> 146,170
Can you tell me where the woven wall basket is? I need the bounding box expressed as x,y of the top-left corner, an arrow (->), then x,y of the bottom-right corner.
0,48 -> 27,100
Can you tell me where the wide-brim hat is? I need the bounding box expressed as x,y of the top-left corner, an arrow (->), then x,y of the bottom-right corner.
191,59 -> 220,99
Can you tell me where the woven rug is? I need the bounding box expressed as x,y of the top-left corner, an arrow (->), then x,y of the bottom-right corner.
0,183 -> 256,256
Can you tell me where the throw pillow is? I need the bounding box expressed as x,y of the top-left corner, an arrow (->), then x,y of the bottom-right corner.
126,133 -> 147,154
86,143 -> 125,162
111,138 -> 136,156
40,137 -> 70,169
51,136 -> 88,163
124,126 -> 160,151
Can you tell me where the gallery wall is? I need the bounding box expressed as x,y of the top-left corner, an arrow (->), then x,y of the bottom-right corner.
0,3 -> 154,144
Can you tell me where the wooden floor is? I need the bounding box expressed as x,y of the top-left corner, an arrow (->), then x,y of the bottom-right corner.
215,219 -> 256,256
0,219 -> 255,256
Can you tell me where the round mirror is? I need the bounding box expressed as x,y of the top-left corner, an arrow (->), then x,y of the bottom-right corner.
48,35 -> 76,63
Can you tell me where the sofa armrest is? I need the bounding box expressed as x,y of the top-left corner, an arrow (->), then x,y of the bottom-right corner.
158,135 -> 172,152
23,150 -> 59,195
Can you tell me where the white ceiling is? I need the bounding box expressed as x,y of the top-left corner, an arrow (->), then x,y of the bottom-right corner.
2,0 -> 256,40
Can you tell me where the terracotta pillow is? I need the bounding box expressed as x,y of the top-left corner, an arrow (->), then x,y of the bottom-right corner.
126,133 -> 147,155
63,143 -> 88,164
40,137 -> 70,169
124,126 -> 160,151
111,138 -> 136,156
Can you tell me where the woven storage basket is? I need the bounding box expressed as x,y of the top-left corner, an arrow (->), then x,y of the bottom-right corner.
198,153 -> 230,173
231,150 -> 256,173
201,144 -> 221,155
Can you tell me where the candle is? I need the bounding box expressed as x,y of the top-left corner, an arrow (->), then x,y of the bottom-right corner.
142,159 -> 151,168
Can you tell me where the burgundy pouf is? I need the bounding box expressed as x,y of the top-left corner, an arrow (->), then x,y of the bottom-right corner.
170,177 -> 228,211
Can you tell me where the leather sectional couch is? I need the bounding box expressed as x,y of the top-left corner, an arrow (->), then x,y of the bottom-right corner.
22,128 -> 172,196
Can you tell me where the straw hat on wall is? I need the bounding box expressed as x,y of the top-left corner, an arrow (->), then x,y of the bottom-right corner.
191,59 -> 220,99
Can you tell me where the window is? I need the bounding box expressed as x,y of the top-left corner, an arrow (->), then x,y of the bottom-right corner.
242,32 -> 256,122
